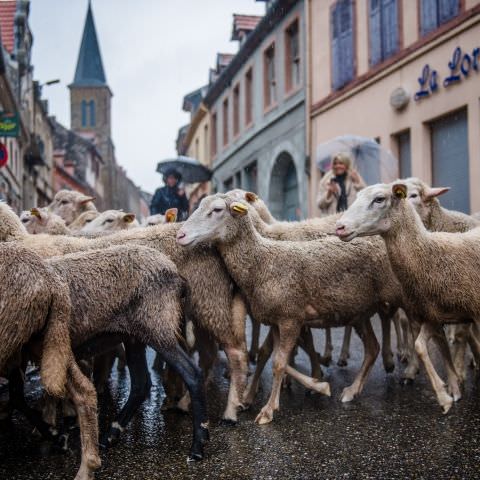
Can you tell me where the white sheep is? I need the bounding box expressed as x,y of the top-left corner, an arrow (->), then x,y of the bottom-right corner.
20,207 -> 70,235
49,190 -> 97,225
80,210 -> 139,233
336,182 -> 479,413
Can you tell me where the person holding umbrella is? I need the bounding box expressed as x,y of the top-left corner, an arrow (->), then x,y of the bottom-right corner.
150,168 -> 189,220
316,152 -> 366,216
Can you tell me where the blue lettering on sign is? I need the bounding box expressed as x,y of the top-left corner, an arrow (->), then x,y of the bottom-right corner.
415,46 -> 479,101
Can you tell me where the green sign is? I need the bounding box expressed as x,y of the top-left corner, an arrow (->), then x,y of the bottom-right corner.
0,112 -> 19,137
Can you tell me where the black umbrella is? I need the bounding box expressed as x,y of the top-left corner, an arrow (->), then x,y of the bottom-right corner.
156,156 -> 212,184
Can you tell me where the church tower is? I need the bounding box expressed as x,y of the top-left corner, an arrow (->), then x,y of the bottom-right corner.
69,1 -> 116,207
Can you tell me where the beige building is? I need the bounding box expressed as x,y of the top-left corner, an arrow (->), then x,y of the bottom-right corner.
308,0 -> 480,215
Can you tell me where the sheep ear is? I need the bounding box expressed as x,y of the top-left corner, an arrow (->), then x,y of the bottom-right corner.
230,202 -> 248,216
30,208 -> 42,219
165,208 -> 178,223
79,196 -> 96,206
123,213 -> 136,223
244,192 -> 258,203
424,186 -> 450,199
392,184 -> 407,199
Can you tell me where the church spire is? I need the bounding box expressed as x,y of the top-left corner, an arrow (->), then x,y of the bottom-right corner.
71,1 -> 106,87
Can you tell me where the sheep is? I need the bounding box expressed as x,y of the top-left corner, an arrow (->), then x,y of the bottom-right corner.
403,177 -> 480,379
49,189 -> 97,225
80,210 -> 140,233
20,207 -> 70,235
0,201 -> 248,425
0,242 -> 100,480
335,182 -> 480,413
69,211 -> 101,231
229,189 -> 396,373
143,209 -> 178,227
177,194 -> 403,424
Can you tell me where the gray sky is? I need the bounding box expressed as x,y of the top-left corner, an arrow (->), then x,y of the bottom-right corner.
30,0 -> 265,194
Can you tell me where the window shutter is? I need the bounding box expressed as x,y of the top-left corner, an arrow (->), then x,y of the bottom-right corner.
331,3 -> 341,89
339,0 -> 354,87
382,0 -> 398,59
438,0 -> 459,24
369,0 -> 382,66
421,0 -> 438,35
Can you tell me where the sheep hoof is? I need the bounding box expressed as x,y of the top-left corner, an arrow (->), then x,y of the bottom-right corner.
337,358 -> 348,367
400,377 -> 414,386
248,353 -> 257,364
312,381 -> 331,397
384,363 -> 395,374
255,407 -> 274,425
340,387 -> 357,403
220,418 -> 237,427
187,452 -> 204,463
318,354 -> 332,367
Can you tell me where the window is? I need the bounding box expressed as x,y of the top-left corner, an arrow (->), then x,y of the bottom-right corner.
244,161 -> 257,193
211,112 -> 217,158
203,124 -> 209,161
420,0 -> 460,36
264,43 -> 276,108
331,0 -> 354,90
369,0 -> 399,67
81,99 -> 95,127
396,130 -> 411,178
233,84 -> 240,137
285,18 -> 300,92
81,100 -> 87,127
245,68 -> 253,126
235,171 -> 242,188
222,98 -> 229,146
224,177 -> 234,192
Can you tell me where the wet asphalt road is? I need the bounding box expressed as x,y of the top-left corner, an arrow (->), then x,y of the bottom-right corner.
1,318 -> 480,480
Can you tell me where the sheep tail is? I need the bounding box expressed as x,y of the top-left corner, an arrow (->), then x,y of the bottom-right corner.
40,288 -> 73,398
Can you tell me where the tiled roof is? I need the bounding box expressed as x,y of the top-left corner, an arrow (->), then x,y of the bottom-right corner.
0,1 -> 17,54
231,14 -> 263,41
71,2 -> 106,87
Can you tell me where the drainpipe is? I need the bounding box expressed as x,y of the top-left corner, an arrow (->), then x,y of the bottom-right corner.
304,0 -> 312,218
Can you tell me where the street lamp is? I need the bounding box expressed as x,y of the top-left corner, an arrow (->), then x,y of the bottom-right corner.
42,79 -> 60,87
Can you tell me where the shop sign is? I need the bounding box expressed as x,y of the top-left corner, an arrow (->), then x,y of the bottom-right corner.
0,142 -> 8,167
0,112 -> 19,137
414,46 -> 479,101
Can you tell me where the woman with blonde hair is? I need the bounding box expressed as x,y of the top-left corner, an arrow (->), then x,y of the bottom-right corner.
316,152 -> 366,216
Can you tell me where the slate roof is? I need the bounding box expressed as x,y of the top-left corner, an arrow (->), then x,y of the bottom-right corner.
71,2 -> 107,87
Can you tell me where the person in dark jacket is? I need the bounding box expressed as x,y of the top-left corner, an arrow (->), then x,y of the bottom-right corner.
150,168 -> 189,220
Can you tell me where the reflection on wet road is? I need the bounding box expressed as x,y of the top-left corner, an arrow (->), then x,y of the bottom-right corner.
1,319 -> 480,479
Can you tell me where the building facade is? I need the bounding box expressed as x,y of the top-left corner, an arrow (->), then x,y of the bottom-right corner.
308,0 -> 480,214
205,0 -> 308,220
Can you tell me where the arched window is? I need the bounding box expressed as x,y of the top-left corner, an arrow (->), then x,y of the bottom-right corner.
81,100 -> 88,127
89,100 -> 96,126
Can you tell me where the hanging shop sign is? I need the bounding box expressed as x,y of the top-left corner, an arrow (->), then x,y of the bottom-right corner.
414,46 -> 479,101
0,142 -> 8,167
0,112 -> 19,137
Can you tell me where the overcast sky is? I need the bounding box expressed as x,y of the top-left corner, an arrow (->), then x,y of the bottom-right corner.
30,0 -> 265,194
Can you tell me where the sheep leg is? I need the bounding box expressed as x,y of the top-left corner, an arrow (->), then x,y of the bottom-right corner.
222,345 -> 248,424
7,367 -> 59,441
401,320 -> 420,383
379,313 -> 395,373
196,325 -> 218,384
393,310 -> 406,362
249,317 -> 261,364
158,344 -> 209,462
414,323 -> 453,414
467,323 -> 480,371
337,326 -> 352,367
297,327 -> 323,380
447,324 -> 469,383
66,360 -> 100,480
430,326 -> 462,402
341,319 -> 379,402
243,328 -> 273,407
255,322 -> 300,425
319,327 -> 333,366
100,339 -> 151,449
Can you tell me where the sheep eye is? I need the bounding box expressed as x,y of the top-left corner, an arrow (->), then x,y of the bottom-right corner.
104,218 -> 114,224
213,207 -> 223,213
61,200 -> 69,205
21,218 -> 29,223
409,193 -> 418,199
373,196 -> 385,204
85,219 -> 92,223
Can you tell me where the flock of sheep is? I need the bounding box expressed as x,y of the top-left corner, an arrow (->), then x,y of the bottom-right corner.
1,179 -> 479,479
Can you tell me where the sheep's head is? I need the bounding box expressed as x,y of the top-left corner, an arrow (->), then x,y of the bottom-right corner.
49,190 -> 97,225
143,208 -> 178,227
336,183 -> 410,241
402,177 -> 450,223
20,208 -> 47,234
226,189 -> 275,224
177,194 -> 248,246
68,210 -> 100,231
81,210 -> 139,233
